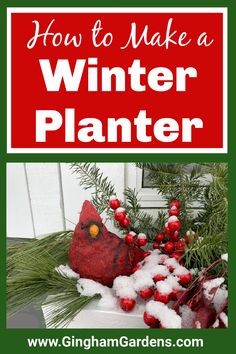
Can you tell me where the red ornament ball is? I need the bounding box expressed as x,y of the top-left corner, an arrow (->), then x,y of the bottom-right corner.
137,233 -> 147,247
109,196 -> 120,210
143,311 -> 160,328
154,290 -> 169,304
176,240 -> 185,251
119,298 -> 136,312
155,233 -> 165,242
125,233 -> 136,245
119,217 -> 130,229
153,274 -> 166,283
170,252 -> 182,261
169,208 -> 180,217
179,273 -> 192,285
168,219 -> 181,232
139,288 -> 154,300
153,242 -> 160,249
170,230 -> 179,242
114,208 -> 126,222
170,199 -> 181,209
164,225 -> 171,235
184,235 -> 189,244
164,241 -> 175,254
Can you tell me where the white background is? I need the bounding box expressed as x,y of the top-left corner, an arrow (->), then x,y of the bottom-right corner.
7,163 -> 165,238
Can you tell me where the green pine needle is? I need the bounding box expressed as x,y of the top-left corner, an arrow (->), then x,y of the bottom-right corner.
7,231 -> 95,327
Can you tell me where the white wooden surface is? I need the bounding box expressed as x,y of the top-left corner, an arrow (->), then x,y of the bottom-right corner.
7,163 -> 143,238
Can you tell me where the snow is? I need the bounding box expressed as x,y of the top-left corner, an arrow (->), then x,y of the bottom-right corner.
142,254 -> 161,268
221,253 -> 228,262
165,275 -> 184,291
113,276 -> 137,299
219,312 -> 228,327
77,278 -> 106,297
129,231 -> 136,236
173,266 -> 189,276
155,280 -> 172,295
212,319 -> 220,328
195,321 -> 201,328
132,272 -> 154,291
146,300 -> 182,328
109,195 -> 118,201
137,233 -> 147,239
168,216 -> 178,222
164,258 -> 179,270
76,278 -> 117,309
55,264 -> 80,279
203,278 -> 225,300
190,268 -> 199,276
115,207 -> 125,213
186,230 -> 195,236
159,254 -> 169,264
179,305 -> 196,328
213,287 -> 228,312
98,291 -> 117,309
148,265 -> 170,277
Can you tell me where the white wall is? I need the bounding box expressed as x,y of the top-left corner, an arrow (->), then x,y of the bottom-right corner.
7,163 -> 129,238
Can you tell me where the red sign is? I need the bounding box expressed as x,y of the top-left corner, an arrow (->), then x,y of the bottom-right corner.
7,8 -> 227,153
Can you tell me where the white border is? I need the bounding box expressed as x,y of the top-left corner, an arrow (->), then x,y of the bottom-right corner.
7,7 -> 228,154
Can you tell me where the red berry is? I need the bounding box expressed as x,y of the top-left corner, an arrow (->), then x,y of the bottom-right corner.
155,233 -> 165,242
153,274 -> 166,283
168,220 -> 181,231
139,288 -> 154,300
170,252 -> 182,261
125,233 -> 135,245
153,242 -> 160,249
154,290 -> 169,304
119,217 -> 130,228
143,311 -> 160,328
167,265 -> 175,273
164,241 -> 175,254
184,235 -> 189,244
169,209 -> 180,217
144,251 -> 151,258
164,226 -> 171,235
176,240 -> 185,251
109,198 -> 120,210
132,264 -> 141,273
170,199 -> 181,209
170,230 -> 179,242
119,298 -> 136,312
114,210 -> 126,222
137,234 -> 147,247
138,239 -> 147,247
179,273 -> 192,285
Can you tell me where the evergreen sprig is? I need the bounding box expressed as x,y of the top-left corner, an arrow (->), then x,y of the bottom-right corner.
7,231 -> 95,327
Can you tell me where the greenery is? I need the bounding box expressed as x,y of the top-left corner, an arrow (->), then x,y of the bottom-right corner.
71,162 -> 228,272
7,162 -> 227,326
7,231 -> 95,327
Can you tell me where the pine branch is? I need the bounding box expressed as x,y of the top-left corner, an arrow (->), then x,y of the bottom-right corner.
7,231 -> 94,326
70,163 -> 115,213
184,233 -> 227,272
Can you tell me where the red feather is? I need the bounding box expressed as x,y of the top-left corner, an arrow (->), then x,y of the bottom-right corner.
69,200 -> 145,287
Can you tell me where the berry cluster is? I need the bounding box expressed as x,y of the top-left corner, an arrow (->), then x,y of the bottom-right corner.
109,196 -> 131,229
153,199 -> 193,261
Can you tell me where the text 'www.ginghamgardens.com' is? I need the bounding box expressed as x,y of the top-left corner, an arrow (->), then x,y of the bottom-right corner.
27,335 -> 204,350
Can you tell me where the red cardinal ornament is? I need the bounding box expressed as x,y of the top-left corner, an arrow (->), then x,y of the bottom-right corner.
69,201 -> 144,287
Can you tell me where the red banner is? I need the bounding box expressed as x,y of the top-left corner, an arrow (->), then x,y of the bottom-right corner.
7,8 -> 227,153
